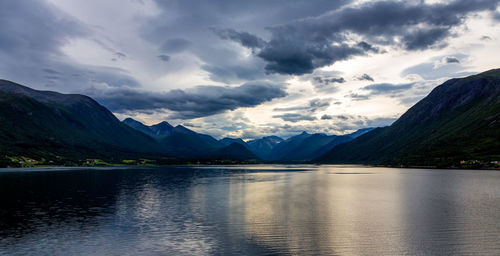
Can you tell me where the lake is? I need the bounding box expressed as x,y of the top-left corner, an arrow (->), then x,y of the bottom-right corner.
1,165 -> 500,255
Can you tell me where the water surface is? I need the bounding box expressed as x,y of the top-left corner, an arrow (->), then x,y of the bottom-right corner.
1,165 -> 500,255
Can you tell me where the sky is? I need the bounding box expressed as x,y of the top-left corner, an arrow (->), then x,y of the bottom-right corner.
1,0 -> 499,139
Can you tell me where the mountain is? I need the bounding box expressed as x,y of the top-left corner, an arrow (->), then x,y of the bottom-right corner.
208,143 -> 258,161
149,121 -> 174,138
220,137 -> 248,147
123,118 -> 174,138
347,127 -> 375,139
0,80 -> 261,165
279,133 -> 337,161
309,135 -> 359,160
0,80 -> 162,163
160,125 -> 223,157
317,69 -> 500,167
122,118 -> 154,136
268,131 -> 312,160
266,128 -> 374,162
123,118 -> 224,158
246,136 -> 283,159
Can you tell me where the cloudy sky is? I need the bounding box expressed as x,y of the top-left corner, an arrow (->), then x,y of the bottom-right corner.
1,0 -> 500,139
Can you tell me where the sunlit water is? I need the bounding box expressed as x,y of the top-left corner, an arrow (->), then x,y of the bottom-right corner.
1,165 -> 500,255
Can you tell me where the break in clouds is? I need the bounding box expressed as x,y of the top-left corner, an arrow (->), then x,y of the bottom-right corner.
0,0 -> 499,138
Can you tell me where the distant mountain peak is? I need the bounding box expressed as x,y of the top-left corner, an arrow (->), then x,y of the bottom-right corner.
263,135 -> 284,141
174,125 -> 193,133
123,117 -> 142,124
220,137 -> 247,147
156,121 -> 173,127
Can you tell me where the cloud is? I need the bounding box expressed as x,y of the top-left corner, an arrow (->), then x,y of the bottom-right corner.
356,41 -> 383,53
258,42 -> 365,75
272,113 -> 316,122
272,98 -> 330,123
362,83 -> 415,95
357,74 -> 374,81
311,76 -> 344,92
345,82 -> 415,101
160,38 -> 191,53
495,11 -> 500,21
88,81 -> 287,119
0,0 -> 144,92
308,98 -> 331,113
433,56 -> 460,68
141,0 -> 349,84
313,76 -> 345,85
402,27 -> 449,50
213,28 -> 266,49
228,0 -> 500,75
402,54 -> 472,80
114,52 -> 127,59
200,60 -> 266,84
273,98 -> 330,113
445,56 -> 460,64
157,54 -> 171,62
321,114 -> 333,120
325,114 -> 398,131
347,92 -> 371,101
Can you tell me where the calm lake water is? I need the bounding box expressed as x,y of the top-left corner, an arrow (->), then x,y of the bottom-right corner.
1,165 -> 500,255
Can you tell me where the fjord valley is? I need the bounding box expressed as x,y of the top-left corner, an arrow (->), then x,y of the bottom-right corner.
4,1 -> 500,255
1,69 -> 500,168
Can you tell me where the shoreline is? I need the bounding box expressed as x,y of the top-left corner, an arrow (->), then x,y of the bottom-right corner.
1,163 -> 499,171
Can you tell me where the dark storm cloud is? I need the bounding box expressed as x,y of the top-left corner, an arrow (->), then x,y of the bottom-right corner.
89,81 -> 287,119
362,83 -> 415,95
357,74 -> 374,82
356,41 -> 382,53
142,0 -> 352,82
258,42 -> 365,75
213,28 -> 266,49
0,1 -> 87,55
0,0 -> 142,92
272,113 -> 316,123
402,27 -> 450,50
226,0 -> 500,75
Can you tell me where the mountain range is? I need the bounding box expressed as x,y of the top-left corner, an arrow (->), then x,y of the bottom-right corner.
1,68 -> 500,167
121,118 -> 369,162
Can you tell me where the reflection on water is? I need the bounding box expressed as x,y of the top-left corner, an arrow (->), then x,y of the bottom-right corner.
1,166 -> 500,255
